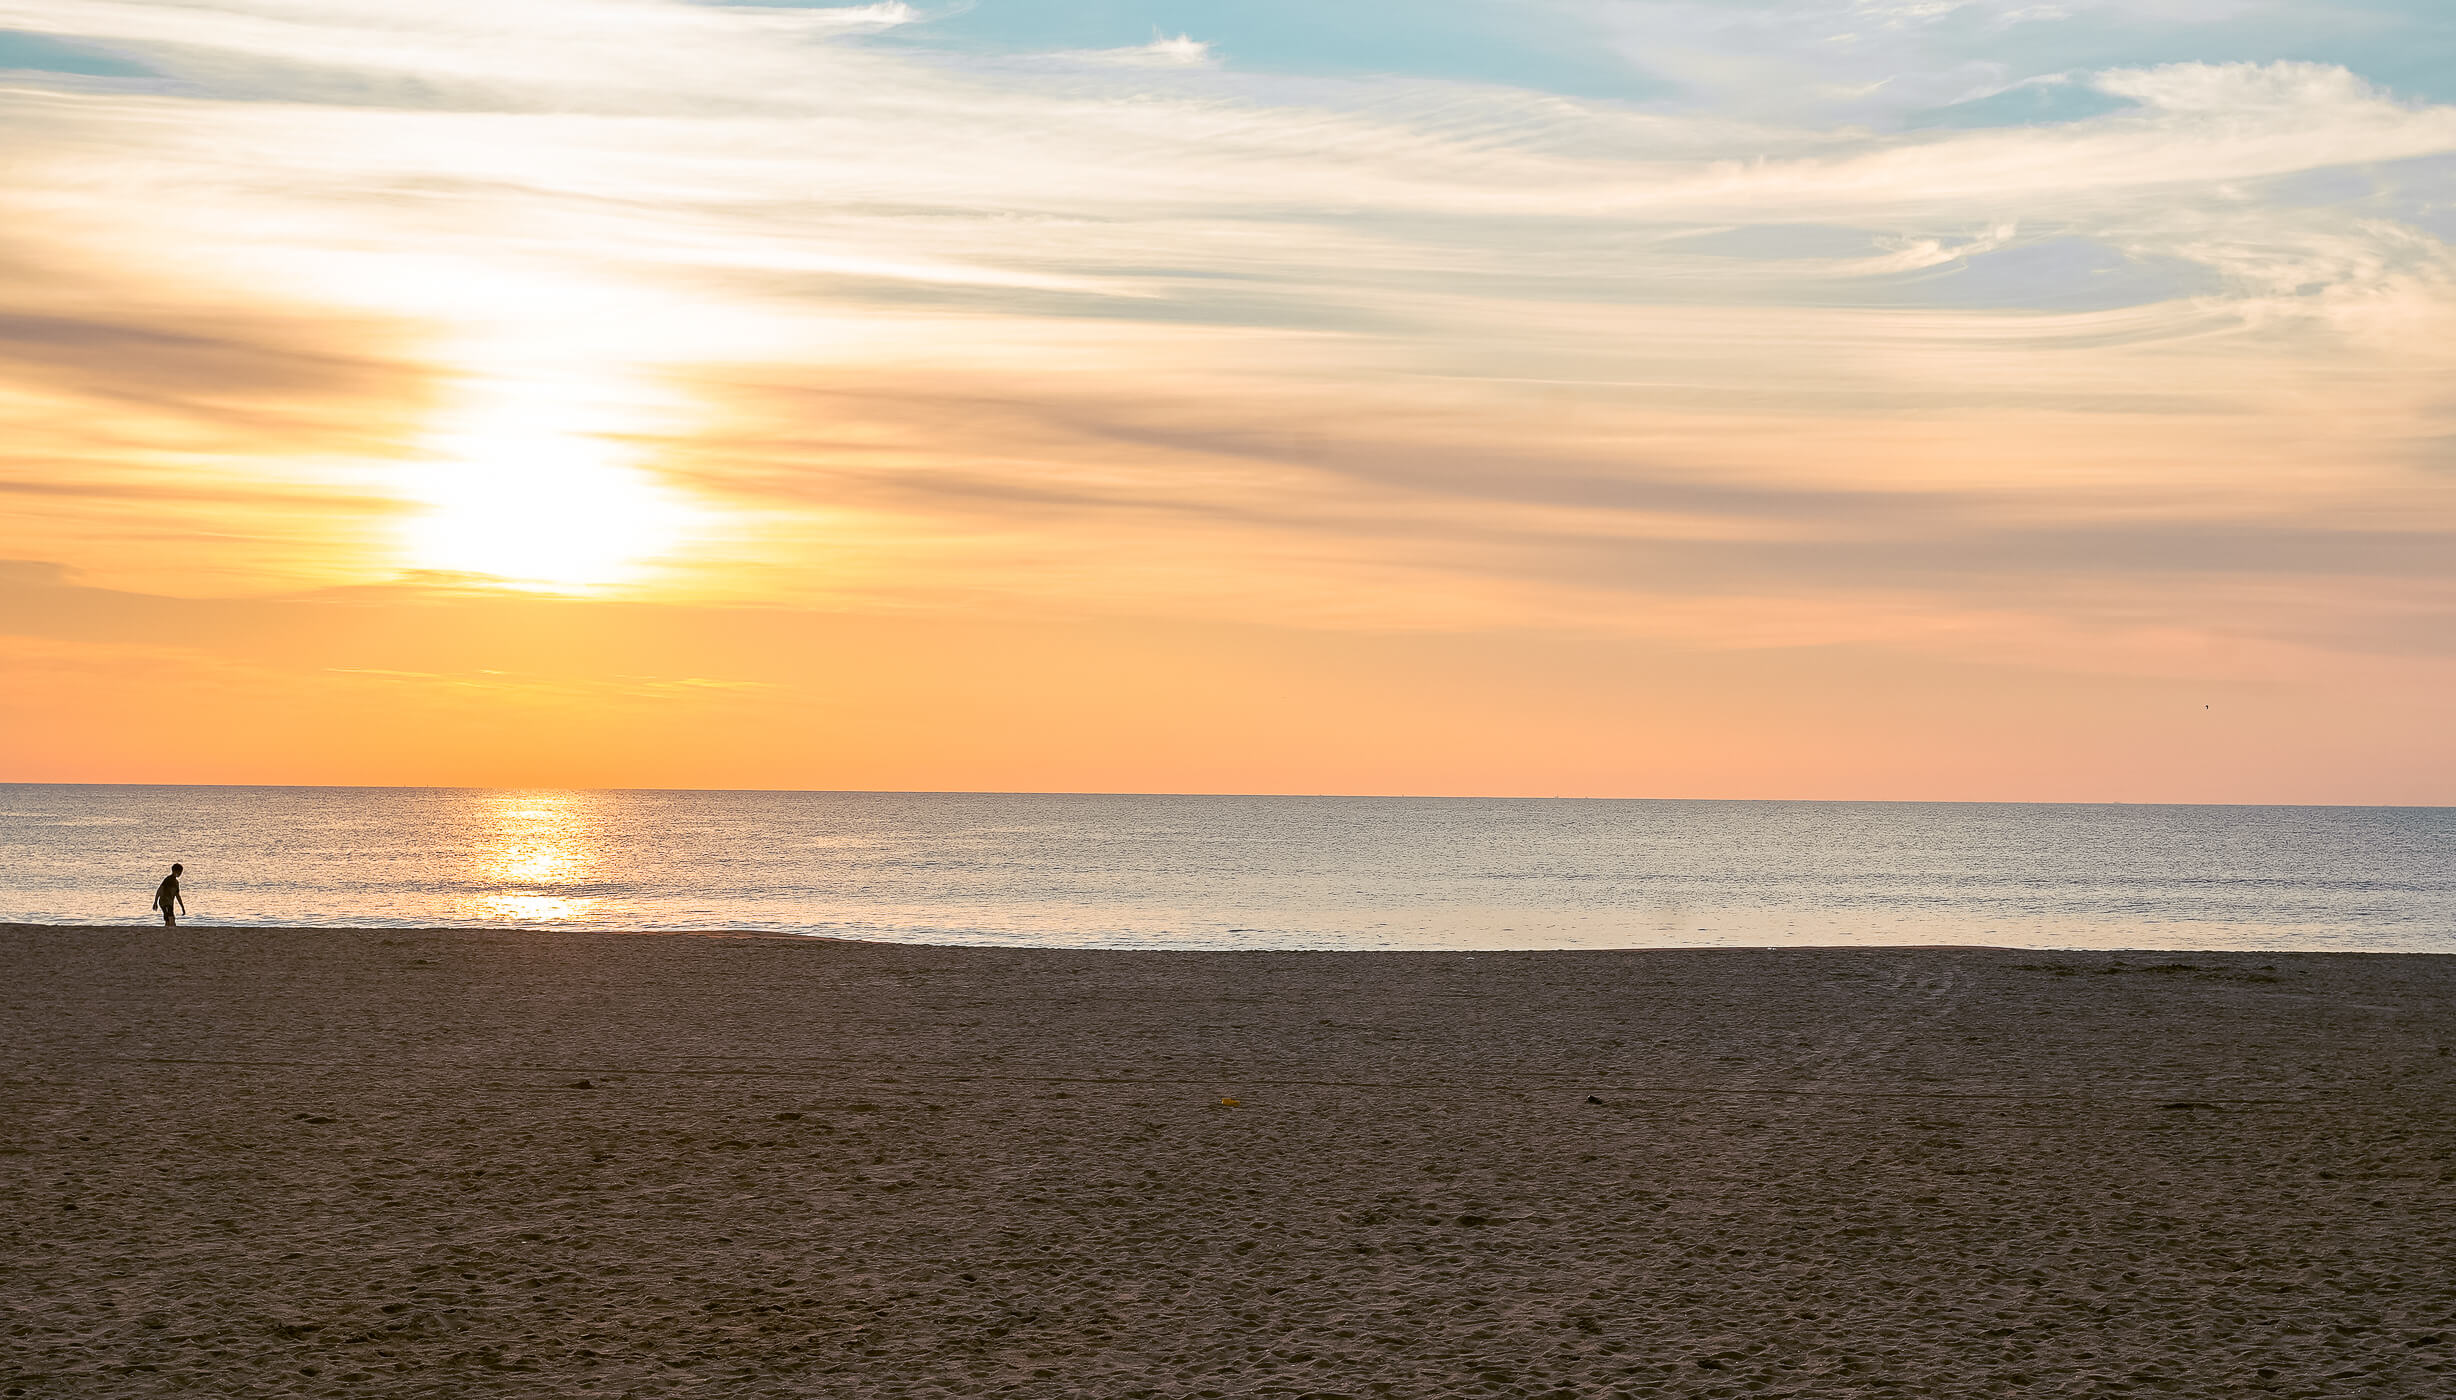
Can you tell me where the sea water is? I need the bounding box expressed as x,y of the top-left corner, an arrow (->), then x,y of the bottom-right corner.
0,785 -> 2448,951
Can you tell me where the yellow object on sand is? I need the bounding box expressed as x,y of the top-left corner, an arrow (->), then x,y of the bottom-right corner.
1219,1097 -> 1240,1107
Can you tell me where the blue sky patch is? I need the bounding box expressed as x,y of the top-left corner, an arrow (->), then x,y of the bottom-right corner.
0,30 -> 153,77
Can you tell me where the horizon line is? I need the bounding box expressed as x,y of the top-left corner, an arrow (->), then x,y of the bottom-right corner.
1,780 -> 2449,811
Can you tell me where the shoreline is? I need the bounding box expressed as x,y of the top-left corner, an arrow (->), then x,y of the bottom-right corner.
9,921 -> 2451,958
6,927 -> 2452,1397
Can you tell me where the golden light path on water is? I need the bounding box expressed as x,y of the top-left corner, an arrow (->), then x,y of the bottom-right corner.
463,791 -> 599,923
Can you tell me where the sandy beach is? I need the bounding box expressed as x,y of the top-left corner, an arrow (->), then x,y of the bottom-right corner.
3,927 -> 2452,1398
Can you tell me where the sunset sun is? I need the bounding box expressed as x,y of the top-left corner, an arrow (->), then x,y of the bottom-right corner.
401,404 -> 693,590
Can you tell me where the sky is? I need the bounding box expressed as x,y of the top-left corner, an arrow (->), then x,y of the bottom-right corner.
2,0 -> 2453,801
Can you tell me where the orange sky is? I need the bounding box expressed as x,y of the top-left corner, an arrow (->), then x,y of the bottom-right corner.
4,2 -> 2455,801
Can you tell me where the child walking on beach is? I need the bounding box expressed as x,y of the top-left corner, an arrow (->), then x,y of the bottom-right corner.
152,864 -> 186,927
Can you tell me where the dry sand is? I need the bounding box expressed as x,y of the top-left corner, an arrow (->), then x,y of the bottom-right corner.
3,927 -> 2453,1398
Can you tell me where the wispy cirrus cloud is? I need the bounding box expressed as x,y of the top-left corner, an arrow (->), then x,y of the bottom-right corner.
1,0 -> 2453,794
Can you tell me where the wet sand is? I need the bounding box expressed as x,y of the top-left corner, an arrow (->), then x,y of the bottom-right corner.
3,926 -> 2453,1398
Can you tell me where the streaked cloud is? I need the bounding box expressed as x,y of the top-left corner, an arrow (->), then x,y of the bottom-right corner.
0,0 -> 2452,796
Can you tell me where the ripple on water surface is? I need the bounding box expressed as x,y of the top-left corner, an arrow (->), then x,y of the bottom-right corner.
0,786 -> 2449,952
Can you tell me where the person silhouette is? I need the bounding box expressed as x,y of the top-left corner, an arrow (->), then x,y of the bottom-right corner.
152,864 -> 186,927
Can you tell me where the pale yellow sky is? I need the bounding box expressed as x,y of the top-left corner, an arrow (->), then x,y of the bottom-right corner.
3,2 -> 2454,799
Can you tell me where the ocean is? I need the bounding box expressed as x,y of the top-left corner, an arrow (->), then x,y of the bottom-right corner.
0,785 -> 2448,951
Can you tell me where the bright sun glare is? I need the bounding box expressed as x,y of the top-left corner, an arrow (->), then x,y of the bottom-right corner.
403,400 -> 691,590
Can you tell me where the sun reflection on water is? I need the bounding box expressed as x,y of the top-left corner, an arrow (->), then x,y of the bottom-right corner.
473,893 -> 594,922
463,792 -> 599,923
